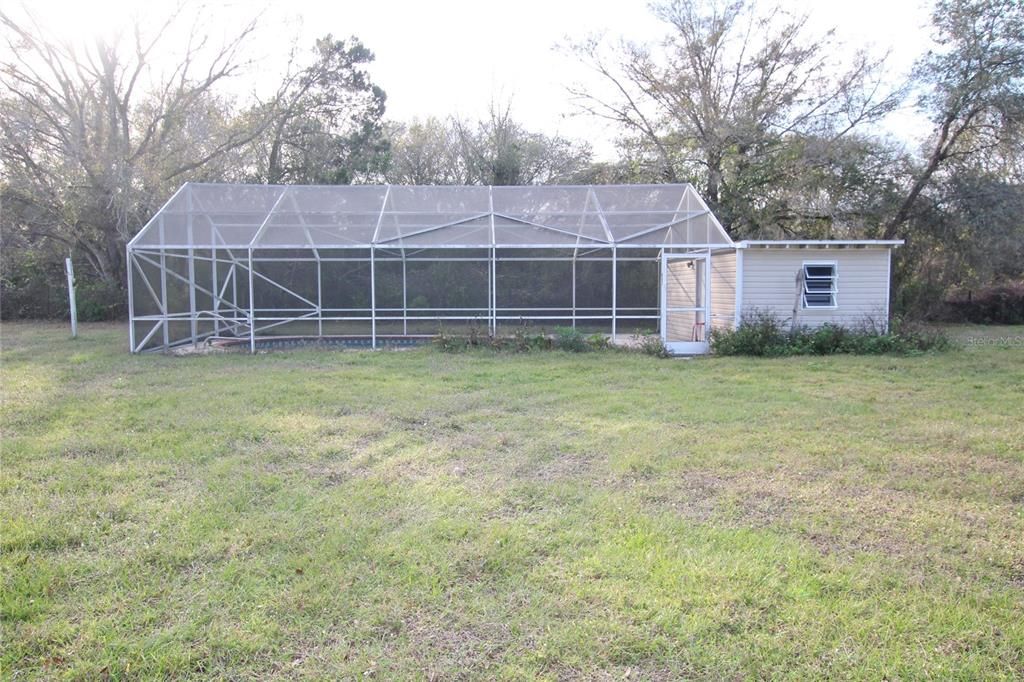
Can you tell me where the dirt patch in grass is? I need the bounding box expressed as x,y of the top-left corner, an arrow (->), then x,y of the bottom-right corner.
646,466 -> 1024,586
401,615 -> 516,679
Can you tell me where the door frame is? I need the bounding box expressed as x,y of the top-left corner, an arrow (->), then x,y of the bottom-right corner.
660,251 -> 711,355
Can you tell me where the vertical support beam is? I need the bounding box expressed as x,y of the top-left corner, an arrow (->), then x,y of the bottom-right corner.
573,192 -> 589,331
611,246 -> 618,341
317,258 -> 323,337
159,217 -> 169,349
283,188 -> 323,338
246,187 -> 287,351
571,255 -> 577,329
488,185 -> 496,337
705,247 -> 713,340
659,252 -> 668,344
126,246 -> 136,351
231,261 -> 239,336
248,247 -> 256,354
187,187 -> 197,345
490,247 -> 497,336
212,229 -> 219,338
370,246 -> 377,349
371,182 -> 389,342
401,249 -> 408,336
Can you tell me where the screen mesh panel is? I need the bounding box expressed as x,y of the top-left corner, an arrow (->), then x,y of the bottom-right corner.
132,183 -> 733,249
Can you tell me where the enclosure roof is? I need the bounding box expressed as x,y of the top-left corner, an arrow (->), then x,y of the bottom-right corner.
129,182 -> 734,249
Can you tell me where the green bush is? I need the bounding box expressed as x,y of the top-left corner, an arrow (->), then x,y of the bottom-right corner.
943,283 -> 1024,324
76,280 -> 126,321
710,311 -> 954,356
432,329 -> 470,353
586,333 -> 612,351
506,326 -> 552,352
553,327 -> 590,353
708,311 -> 791,356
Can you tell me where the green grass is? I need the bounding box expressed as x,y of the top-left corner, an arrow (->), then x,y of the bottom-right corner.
2,322 -> 1023,680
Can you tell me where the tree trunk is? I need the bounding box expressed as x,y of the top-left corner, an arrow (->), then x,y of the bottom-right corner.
705,152 -> 723,213
883,108 -> 978,240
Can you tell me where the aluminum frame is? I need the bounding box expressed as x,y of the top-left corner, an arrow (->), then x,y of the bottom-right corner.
127,183 -> 733,353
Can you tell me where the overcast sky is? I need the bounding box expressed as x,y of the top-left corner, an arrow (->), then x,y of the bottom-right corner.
18,0 -> 937,159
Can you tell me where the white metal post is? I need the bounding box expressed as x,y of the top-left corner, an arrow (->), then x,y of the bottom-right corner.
187,195 -> 197,346
65,257 -> 77,338
126,246 -> 135,351
401,249 -> 408,336
490,247 -> 497,335
370,246 -> 377,348
488,185 -> 496,336
571,256 -> 576,329
611,246 -> 618,340
370,188 -> 389,348
248,247 -> 256,353
232,262 -> 239,336
212,229 -> 219,338
317,259 -> 323,337
212,257 -> 220,337
159,217 -> 169,349
705,247 -> 712,339
659,252 -> 667,343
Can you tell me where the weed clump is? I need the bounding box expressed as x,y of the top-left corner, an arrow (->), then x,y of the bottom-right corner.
434,325 -> 653,355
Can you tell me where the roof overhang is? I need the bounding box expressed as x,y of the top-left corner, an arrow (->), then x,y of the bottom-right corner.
737,240 -> 904,249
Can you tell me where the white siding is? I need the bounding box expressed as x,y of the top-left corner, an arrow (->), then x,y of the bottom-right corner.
710,249 -> 736,331
739,248 -> 891,330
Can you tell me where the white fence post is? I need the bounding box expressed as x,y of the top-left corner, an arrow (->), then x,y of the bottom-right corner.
65,257 -> 78,338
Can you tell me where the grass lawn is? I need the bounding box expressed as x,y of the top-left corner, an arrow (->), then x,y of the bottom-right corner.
2,322 -> 1023,679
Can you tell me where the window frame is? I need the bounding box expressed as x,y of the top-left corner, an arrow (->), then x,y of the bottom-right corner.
801,261 -> 838,309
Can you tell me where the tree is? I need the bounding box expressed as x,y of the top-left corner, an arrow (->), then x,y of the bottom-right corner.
384,117 -> 470,185
884,0 -> 1024,239
385,104 -> 593,186
454,102 -> 593,185
246,35 -> 388,185
570,0 -> 900,235
0,6 -> 273,291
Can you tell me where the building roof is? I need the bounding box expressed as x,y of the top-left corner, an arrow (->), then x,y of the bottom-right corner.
738,240 -> 904,248
129,183 -> 735,250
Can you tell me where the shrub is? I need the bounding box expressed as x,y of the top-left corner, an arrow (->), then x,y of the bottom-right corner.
433,329 -> 470,353
553,327 -> 590,353
708,310 -> 791,356
632,333 -> 671,358
943,283 -> 1024,324
505,326 -> 551,352
889,318 -> 957,353
76,280 -> 126,321
710,311 -> 954,356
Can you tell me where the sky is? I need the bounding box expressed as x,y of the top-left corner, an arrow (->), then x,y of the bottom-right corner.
12,0 -> 937,160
